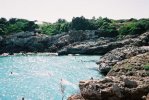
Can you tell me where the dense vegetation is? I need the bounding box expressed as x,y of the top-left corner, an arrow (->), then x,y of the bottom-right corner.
0,17 -> 149,37
0,18 -> 38,35
39,19 -> 70,35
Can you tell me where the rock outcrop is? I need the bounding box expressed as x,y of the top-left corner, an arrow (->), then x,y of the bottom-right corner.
69,52 -> 149,100
77,76 -> 149,100
68,32 -> 149,100
0,32 -> 50,53
59,32 -> 149,55
108,52 -> 149,77
68,94 -> 85,100
97,46 -> 149,75
0,30 -> 111,54
0,31 -> 149,56
95,32 -> 149,74
58,37 -> 115,55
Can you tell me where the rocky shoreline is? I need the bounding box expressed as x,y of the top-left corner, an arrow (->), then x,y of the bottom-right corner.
68,52 -> 149,100
0,30 -> 116,54
68,32 -> 149,100
0,31 -> 149,100
97,46 -> 149,75
0,31 -> 149,56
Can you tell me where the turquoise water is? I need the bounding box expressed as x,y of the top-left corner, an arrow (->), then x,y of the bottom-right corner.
0,55 -> 102,100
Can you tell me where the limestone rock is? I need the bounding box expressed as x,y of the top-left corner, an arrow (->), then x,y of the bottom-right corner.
69,76 -> 149,100
97,46 -> 149,75
68,52 -> 149,100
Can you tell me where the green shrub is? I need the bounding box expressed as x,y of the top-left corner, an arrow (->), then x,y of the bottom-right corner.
118,18 -> 149,35
95,22 -> 118,37
40,19 -> 70,35
71,16 -> 90,30
144,64 -> 149,70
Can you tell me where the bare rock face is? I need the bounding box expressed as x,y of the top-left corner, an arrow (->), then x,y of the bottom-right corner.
78,76 -> 149,100
108,52 -> 149,77
0,30 -> 114,54
69,52 -> 149,100
0,32 -> 50,53
68,94 -> 85,100
68,32 -> 149,100
97,46 -> 149,75
1,31 -> 149,55
58,37 -> 115,55
96,32 -> 149,75
59,32 -> 149,55
97,32 -> 149,75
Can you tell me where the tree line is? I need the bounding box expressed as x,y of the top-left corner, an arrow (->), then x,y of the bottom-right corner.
0,18 -> 38,35
0,17 -> 149,37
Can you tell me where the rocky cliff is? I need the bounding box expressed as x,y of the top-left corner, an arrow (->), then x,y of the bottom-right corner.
0,31 -> 149,56
68,52 -> 149,100
68,32 -> 149,100
0,30 -> 114,54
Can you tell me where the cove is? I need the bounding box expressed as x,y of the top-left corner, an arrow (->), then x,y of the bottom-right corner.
0,54 -> 103,100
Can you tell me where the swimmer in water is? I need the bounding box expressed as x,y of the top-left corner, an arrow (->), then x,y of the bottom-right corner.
48,72 -> 52,76
90,77 -> 93,80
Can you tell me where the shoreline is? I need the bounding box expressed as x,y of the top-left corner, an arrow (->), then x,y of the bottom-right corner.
68,32 -> 149,100
0,52 -> 103,57
0,31 -> 149,100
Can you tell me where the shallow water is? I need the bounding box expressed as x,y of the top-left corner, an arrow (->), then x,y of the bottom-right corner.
0,55 -> 103,100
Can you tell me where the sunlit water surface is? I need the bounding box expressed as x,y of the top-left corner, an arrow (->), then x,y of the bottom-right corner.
0,54 -> 103,100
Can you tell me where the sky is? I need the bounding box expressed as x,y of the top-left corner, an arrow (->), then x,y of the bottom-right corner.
0,0 -> 149,22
